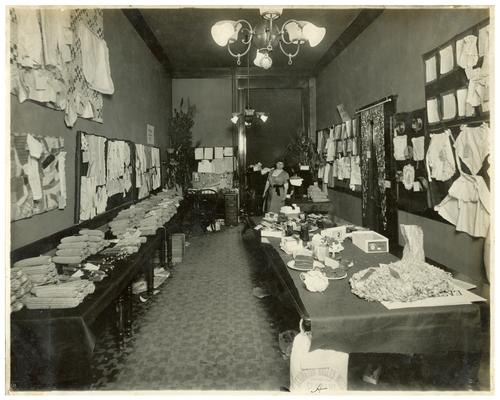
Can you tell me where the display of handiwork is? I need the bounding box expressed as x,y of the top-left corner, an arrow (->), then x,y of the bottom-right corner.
136,144 -> 162,199
9,8 -> 113,127
350,225 -> 459,302
11,132 -> 67,221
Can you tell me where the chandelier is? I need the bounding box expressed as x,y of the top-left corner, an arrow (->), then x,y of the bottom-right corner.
211,8 -> 326,69
230,53 -> 268,127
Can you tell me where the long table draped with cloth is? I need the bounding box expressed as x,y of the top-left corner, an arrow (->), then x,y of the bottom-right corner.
246,216 -> 485,359
10,227 -> 167,389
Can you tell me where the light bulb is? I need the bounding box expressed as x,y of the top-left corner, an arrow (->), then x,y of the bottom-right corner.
260,114 -> 268,122
211,21 -> 242,46
254,49 -> 272,69
302,22 -> 326,47
230,114 -> 239,124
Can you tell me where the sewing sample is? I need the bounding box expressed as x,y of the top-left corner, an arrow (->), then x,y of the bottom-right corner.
352,119 -> 358,137
402,164 -> 415,190
194,148 -> 204,160
454,124 -> 489,175
106,140 -> 132,197
350,156 -> 361,186
326,130 -> 336,162
393,135 -> 407,161
411,136 -> 425,161
442,92 -> 457,120
198,160 -> 213,174
456,35 -> 478,70
204,147 -> 214,160
224,156 -> 234,172
214,147 -> 224,159
456,88 -> 468,116
11,133 -> 66,222
10,9 -> 109,127
426,130 -> 456,181
151,147 -> 161,190
478,25 -> 489,57
435,174 -> 490,238
425,56 -> 437,82
426,98 -> 440,123
223,147 -> 233,157
439,45 -> 454,75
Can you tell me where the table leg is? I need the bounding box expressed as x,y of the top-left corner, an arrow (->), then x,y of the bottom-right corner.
160,227 -> 167,269
115,295 -> 125,350
166,228 -> 173,268
145,258 -> 154,296
125,284 -> 133,337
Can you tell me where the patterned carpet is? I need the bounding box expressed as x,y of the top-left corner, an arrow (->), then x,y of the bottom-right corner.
88,224 -> 490,392
90,225 -> 290,391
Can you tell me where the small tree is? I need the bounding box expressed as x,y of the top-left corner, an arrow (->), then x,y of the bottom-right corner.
284,129 -> 318,177
165,98 -> 199,190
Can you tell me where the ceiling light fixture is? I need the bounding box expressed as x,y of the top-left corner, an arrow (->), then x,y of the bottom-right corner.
230,53 -> 268,127
211,8 -> 326,68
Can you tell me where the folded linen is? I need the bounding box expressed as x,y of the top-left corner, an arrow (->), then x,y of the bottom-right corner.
14,256 -> 52,268
58,242 -> 88,249
79,229 -> 105,237
61,234 -> 89,243
52,256 -> 83,264
24,296 -> 83,309
56,248 -> 87,257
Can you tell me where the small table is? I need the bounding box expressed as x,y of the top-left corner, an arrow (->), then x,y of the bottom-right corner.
285,198 -> 331,214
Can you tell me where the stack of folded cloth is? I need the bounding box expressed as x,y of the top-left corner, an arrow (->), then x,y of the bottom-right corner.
10,268 -> 33,312
294,255 -> 314,270
24,280 -> 96,310
108,207 -> 146,237
12,256 -> 59,287
137,210 -> 162,235
307,184 -> 329,202
53,231 -> 109,264
114,229 -> 147,254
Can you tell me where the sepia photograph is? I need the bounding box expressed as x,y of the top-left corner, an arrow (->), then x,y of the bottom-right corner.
6,1 -> 494,395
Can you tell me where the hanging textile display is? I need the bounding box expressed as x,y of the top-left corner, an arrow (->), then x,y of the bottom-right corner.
151,147 -> 161,190
11,132 -> 66,221
360,103 -> 387,229
10,8 -> 111,127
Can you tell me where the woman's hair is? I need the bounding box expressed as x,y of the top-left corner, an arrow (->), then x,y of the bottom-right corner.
275,160 -> 284,167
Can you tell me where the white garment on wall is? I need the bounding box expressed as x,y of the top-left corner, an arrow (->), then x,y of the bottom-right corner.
40,9 -> 72,70
454,124 -> 489,175
393,135 -> 407,161
456,88 -> 468,117
411,136 -> 425,161
456,35 -> 478,70
435,174 -> 490,238
78,23 -> 115,95
425,56 -> 437,82
426,98 -> 440,123
16,9 -> 43,68
442,92 -> 457,120
439,45 -> 454,74
426,130 -> 456,182
402,164 -> 415,190
350,155 -> 361,186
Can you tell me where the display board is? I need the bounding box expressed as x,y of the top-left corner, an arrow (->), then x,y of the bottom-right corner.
422,18 -> 490,214
315,117 -> 361,193
75,131 -> 135,223
11,132 -> 67,221
135,143 -> 162,200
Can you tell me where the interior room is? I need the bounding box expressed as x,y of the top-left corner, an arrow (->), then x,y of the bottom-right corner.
7,5 -> 493,393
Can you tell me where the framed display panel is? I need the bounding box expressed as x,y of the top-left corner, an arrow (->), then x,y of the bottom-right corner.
422,18 -> 490,214
74,131 -> 135,224
134,144 -> 162,200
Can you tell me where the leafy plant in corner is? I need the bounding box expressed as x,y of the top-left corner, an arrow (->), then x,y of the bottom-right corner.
283,129 -> 318,177
164,98 -> 200,190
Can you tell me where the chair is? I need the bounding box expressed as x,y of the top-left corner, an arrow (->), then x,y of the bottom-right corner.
197,189 -> 219,233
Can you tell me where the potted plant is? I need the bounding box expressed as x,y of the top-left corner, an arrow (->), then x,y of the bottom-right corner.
164,98 -> 199,191
283,129 -> 319,176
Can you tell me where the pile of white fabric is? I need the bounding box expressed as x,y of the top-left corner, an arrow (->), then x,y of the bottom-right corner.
53,229 -> 109,264
24,280 -> 95,310
10,269 -> 33,312
12,256 -> 59,287
307,184 -> 329,202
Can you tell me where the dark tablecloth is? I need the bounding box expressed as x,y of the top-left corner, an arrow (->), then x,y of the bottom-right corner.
10,233 -> 161,389
259,233 -> 482,355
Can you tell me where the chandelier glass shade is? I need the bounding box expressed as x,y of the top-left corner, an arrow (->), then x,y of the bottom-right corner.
211,8 -> 326,68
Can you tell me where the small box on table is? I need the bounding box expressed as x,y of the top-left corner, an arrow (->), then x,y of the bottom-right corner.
351,231 -> 389,253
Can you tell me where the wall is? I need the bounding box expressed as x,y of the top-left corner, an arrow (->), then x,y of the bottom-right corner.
328,190 -> 363,226
172,78 -> 233,147
10,9 -> 172,250
246,88 -> 303,167
317,8 -> 489,279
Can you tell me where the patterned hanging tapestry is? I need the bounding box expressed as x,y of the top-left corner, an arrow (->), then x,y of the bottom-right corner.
360,103 -> 387,229
9,8 -> 105,127
11,133 -> 66,221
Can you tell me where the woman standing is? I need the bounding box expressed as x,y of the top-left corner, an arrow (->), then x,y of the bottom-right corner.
263,161 -> 289,213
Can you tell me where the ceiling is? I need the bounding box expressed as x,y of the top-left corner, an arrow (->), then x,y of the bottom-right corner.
139,7 -> 363,77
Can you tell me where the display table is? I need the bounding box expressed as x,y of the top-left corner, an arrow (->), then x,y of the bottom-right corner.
245,216 -> 487,383
10,228 -> 167,390
285,198 -> 331,214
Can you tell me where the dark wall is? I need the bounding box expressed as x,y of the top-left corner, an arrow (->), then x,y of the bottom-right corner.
172,78 -> 234,147
10,9 -> 172,250
246,88 -> 303,168
317,8 -> 489,280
